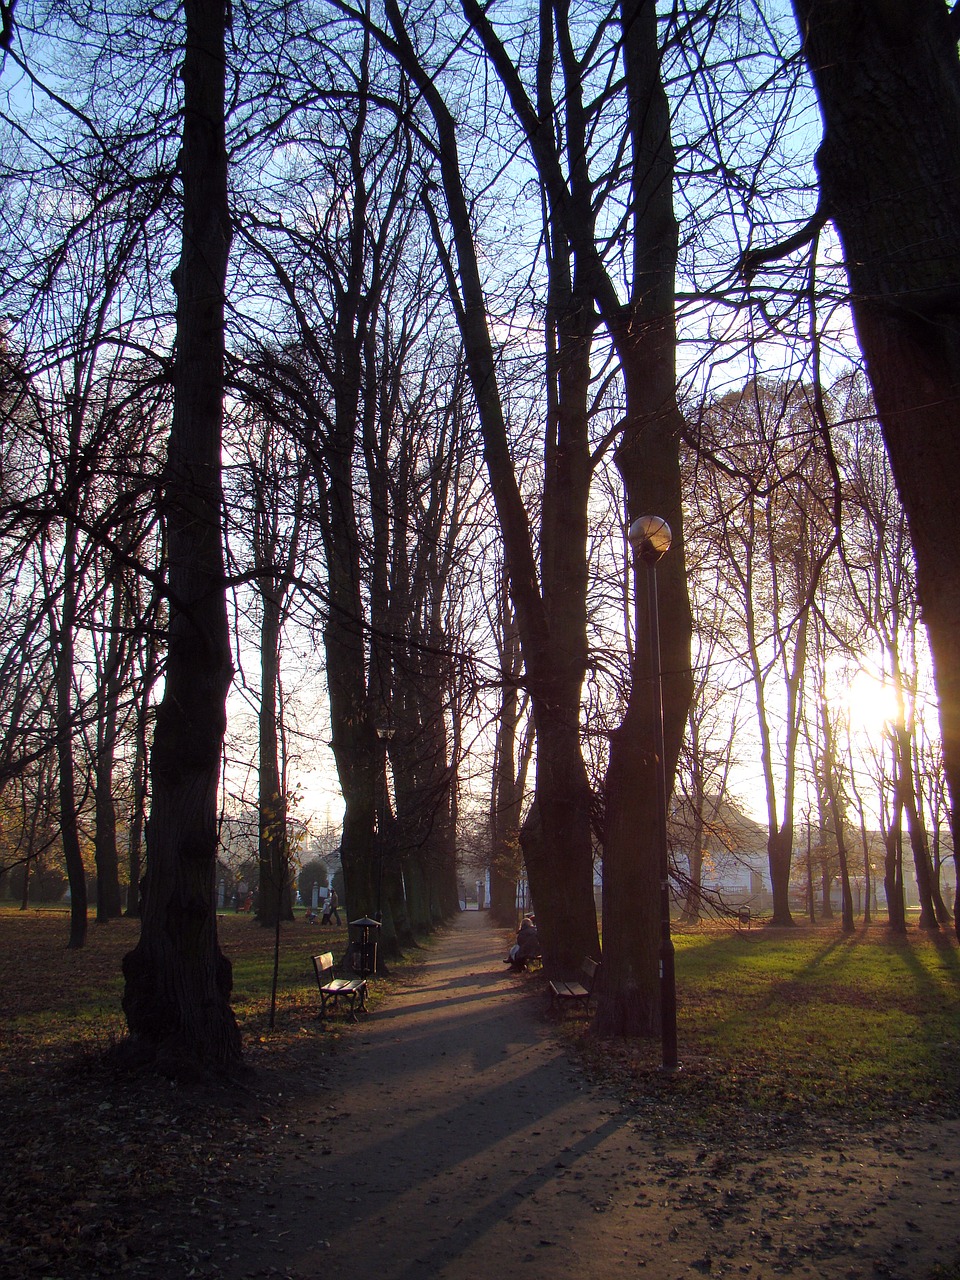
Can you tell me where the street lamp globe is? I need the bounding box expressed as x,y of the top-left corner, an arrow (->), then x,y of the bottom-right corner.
628,515 -> 672,565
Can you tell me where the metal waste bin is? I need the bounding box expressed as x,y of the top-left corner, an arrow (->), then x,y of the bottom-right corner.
347,917 -> 381,978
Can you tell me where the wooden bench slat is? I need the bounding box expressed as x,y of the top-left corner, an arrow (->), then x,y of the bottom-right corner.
550,980 -> 588,999
312,952 -> 368,1022
549,958 -> 600,1015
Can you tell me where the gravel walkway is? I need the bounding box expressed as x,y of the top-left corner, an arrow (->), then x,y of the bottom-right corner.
222,911 -> 960,1280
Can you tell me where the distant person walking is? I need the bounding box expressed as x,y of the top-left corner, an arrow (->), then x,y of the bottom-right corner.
322,889 -> 341,926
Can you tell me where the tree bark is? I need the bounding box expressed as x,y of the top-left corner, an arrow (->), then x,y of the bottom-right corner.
883,793 -> 907,933
94,574 -> 125,923
791,0 -> 960,937
490,592 -> 529,926
598,0 -> 693,1035
121,0 -> 241,1073
257,587 -> 293,928
821,706 -> 854,932
55,519 -> 88,949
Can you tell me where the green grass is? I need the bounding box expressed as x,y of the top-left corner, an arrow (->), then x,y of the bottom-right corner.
3,907 -> 959,1128
0,909 -> 358,1078
2,909 -> 958,1280
576,924 -> 960,1130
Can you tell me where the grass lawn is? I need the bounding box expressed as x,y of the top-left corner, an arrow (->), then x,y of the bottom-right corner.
0,907 -> 958,1278
0,907 -> 353,1278
0,906 -> 354,1073
573,922 -> 960,1133
2,906 -> 957,1126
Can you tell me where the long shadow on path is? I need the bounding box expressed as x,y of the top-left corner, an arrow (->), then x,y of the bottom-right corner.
227,912 -> 639,1279
220,913 -> 960,1280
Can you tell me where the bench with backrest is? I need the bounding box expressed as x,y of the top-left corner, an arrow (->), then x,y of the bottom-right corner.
311,952 -> 368,1022
549,957 -> 600,1015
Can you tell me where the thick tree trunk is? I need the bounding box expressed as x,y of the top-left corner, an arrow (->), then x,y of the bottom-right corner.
819,859 -> 834,920
767,827 -> 795,926
121,0 -> 240,1073
598,0 -> 693,1036
490,681 -> 530,926
318,460 -> 380,932
313,303 -> 382,938
601,496 -> 691,1035
388,610 -> 458,938
401,850 -> 431,935
326,608 -> 379,927
791,0 -> 960,938
896,726 -> 941,929
884,795 -> 907,933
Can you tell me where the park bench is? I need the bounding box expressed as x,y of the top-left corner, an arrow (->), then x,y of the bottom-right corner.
549,957 -> 600,1015
311,952 -> 368,1022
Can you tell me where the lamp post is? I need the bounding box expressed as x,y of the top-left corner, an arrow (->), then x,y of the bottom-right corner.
375,724 -> 395,921
628,514 -> 679,1074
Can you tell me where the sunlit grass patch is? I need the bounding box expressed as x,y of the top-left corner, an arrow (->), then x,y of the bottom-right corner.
0,908 -> 360,1079
580,924 -> 960,1131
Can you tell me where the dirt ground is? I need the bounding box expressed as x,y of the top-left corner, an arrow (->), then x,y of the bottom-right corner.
171,911 -> 960,1280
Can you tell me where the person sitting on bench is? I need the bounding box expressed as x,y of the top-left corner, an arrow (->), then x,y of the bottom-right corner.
505,915 -> 540,970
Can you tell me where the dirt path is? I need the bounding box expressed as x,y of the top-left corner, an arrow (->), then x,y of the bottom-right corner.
220,912 -> 959,1280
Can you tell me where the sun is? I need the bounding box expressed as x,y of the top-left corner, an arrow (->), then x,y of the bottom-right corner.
840,668 -> 902,740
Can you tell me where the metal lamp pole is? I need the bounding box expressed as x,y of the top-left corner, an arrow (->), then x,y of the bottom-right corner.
628,515 -> 679,1074
375,724 -> 395,922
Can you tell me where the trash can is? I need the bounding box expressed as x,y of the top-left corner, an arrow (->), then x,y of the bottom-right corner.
347,917 -> 381,978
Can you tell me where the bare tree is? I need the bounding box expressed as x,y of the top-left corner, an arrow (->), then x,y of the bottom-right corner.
839,397 -> 950,929
121,0 -> 241,1072
691,380 -> 837,925
488,564 -> 531,926
224,393 -> 312,929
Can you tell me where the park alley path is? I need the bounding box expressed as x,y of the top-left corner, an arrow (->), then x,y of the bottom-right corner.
221,912 -> 960,1280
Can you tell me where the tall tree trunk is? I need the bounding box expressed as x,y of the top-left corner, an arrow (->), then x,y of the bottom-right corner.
94,577 -> 125,923
490,625 -> 531,927
884,793 -> 907,933
56,521 -> 87,949
821,706 -> 854,933
125,672 -> 153,917
599,0 -> 693,1035
121,0 -> 240,1073
320,416 -> 380,934
257,589 -> 292,928
818,855 -> 833,920
385,0 -> 600,976
790,0 -> 960,938
895,725 -> 940,929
